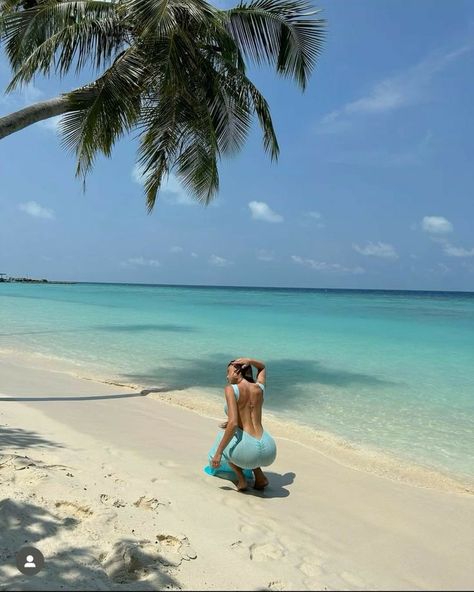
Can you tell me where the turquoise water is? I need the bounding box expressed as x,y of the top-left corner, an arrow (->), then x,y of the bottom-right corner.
1,282 -> 473,482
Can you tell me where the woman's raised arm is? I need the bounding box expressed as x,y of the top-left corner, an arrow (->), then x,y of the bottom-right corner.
234,358 -> 266,383
234,357 -> 265,371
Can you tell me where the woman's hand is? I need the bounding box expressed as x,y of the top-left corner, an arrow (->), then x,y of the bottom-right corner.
233,357 -> 251,365
210,453 -> 222,469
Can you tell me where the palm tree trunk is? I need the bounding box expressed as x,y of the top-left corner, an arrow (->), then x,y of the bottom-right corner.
0,95 -> 70,139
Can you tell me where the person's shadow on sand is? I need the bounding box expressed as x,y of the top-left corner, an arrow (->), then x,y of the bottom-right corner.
219,471 -> 295,498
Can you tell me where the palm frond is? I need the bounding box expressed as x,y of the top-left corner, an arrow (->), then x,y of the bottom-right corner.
222,0 -> 325,89
61,46 -> 146,178
2,0 -> 124,87
175,135 -> 219,205
137,84 -> 186,211
213,52 -> 279,159
125,0 -> 215,37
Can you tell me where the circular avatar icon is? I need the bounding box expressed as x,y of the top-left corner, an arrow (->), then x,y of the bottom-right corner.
16,546 -> 45,576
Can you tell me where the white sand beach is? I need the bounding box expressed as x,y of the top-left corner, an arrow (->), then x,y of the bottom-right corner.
1,350 -> 473,591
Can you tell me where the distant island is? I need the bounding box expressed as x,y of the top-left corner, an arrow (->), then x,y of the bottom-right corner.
0,274 -> 76,284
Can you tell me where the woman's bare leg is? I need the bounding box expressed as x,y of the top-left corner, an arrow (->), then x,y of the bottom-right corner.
252,467 -> 269,490
228,462 -> 248,491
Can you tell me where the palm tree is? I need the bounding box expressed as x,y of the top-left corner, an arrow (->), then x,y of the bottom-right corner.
0,0 -> 325,210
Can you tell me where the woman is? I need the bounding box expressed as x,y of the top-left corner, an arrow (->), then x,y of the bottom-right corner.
204,357 -> 277,491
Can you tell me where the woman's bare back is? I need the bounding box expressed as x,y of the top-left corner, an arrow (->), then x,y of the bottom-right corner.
235,381 -> 264,438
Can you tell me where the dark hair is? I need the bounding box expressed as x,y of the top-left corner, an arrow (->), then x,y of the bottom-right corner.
228,360 -> 255,383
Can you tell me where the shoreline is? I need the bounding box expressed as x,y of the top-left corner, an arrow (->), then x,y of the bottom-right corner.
1,346 -> 472,495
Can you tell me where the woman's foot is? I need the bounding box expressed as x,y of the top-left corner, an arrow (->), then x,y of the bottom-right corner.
252,468 -> 269,490
235,476 -> 248,491
229,462 -> 248,492
253,477 -> 269,490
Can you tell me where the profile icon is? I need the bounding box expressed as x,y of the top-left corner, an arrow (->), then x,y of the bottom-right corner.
24,555 -> 36,568
16,546 -> 44,576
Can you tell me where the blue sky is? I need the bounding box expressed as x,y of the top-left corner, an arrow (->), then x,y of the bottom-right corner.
1,0 -> 473,290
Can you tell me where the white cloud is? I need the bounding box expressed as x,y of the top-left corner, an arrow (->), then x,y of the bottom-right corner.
422,223 -> 474,257
209,254 -> 232,267
170,246 -> 183,253
319,44 -> 472,133
248,201 -> 283,223
352,241 -> 399,259
443,243 -> 474,258
256,249 -> 274,262
123,257 -> 161,267
291,255 -> 365,274
18,201 -> 55,220
191,252 -> 198,258
132,165 -> 196,206
422,216 -> 453,234
307,211 -> 322,220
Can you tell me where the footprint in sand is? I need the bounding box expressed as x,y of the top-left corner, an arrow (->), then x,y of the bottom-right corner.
101,535 -> 197,584
99,494 -> 126,508
54,500 -> 93,518
249,542 -> 285,562
156,533 -> 197,563
134,496 -> 170,511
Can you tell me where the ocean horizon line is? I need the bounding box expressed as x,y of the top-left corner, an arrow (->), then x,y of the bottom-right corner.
11,280 -> 474,296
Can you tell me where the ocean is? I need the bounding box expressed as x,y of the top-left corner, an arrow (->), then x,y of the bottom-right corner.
1,282 -> 473,485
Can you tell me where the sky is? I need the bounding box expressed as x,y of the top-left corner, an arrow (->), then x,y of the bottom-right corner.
1,0 -> 474,290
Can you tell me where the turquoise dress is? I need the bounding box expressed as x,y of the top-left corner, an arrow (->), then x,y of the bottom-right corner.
204,382 -> 277,479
